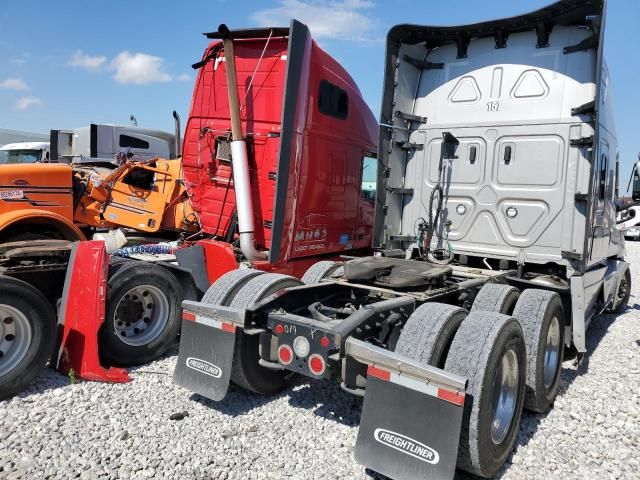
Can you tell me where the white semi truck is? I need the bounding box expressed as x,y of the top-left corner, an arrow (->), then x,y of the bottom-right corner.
0,141 -> 50,164
173,1 -> 633,479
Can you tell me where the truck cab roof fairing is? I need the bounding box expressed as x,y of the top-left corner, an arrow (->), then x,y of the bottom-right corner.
375,0 -> 608,269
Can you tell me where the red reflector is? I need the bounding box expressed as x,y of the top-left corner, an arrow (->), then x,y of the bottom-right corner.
278,345 -> 293,365
437,388 -> 465,406
221,322 -> 236,333
275,324 -> 284,335
320,336 -> 330,348
308,354 -> 326,376
182,311 -> 196,322
367,365 -> 391,381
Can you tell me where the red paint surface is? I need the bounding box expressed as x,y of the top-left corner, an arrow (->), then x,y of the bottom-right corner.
57,241 -> 129,383
182,30 -> 378,272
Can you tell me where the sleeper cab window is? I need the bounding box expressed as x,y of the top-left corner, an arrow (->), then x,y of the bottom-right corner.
318,80 -> 349,120
361,155 -> 377,201
119,135 -> 150,150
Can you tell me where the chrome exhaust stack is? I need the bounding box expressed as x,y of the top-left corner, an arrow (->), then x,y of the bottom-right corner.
219,23 -> 267,261
172,110 -> 181,158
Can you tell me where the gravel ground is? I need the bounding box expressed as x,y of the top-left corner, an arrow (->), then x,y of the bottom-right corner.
2,246 -> 639,480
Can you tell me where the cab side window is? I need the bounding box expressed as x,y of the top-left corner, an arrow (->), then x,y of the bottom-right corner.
361,155 -> 377,201
318,80 -> 348,120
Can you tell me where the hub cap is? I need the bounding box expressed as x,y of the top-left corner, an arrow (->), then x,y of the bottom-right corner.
0,305 -> 32,377
543,316 -> 561,389
490,348 -> 519,444
616,277 -> 629,305
113,285 -> 168,347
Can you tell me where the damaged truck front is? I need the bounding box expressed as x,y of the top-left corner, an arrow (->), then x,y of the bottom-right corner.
174,1 -> 632,479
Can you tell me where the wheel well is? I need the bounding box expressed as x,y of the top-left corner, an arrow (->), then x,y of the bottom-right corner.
0,218 -> 83,242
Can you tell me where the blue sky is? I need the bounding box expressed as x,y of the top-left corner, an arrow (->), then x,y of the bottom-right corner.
1,0 -> 638,188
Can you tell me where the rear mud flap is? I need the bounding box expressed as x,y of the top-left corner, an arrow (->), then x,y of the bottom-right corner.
173,309 -> 237,401
346,338 -> 466,480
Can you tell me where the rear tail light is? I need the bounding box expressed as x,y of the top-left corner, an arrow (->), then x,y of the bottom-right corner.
292,336 -> 310,357
274,324 -> 284,335
308,354 -> 326,376
320,336 -> 330,348
277,344 -> 293,365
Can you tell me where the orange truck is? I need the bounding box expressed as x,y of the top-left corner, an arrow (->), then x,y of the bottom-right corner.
0,121 -> 194,243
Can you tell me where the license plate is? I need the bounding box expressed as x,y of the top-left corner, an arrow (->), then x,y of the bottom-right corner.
0,189 -> 24,200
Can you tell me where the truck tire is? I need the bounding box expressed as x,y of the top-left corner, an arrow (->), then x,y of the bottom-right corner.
445,312 -> 526,478
108,256 -> 134,277
512,289 -> 564,413
201,269 -> 264,306
229,273 -> 303,394
301,261 -> 342,284
100,262 -> 182,367
609,268 -> 631,313
471,284 -> 520,315
0,276 -> 56,400
395,303 -> 467,369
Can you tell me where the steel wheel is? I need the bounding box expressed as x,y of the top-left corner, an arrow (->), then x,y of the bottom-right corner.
0,304 -> 33,377
543,316 -> 561,389
490,348 -> 519,445
113,285 -> 169,347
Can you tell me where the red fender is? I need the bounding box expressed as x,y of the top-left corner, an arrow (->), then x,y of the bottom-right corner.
56,241 -> 129,383
197,238 -> 239,284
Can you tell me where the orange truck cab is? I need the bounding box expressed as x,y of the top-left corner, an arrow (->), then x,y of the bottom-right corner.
0,163 -> 83,242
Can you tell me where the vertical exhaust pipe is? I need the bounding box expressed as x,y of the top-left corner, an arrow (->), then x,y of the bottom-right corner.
219,24 -> 267,261
172,110 -> 182,158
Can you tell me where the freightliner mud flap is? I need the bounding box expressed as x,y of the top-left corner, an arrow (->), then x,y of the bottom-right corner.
346,338 -> 467,480
172,300 -> 244,401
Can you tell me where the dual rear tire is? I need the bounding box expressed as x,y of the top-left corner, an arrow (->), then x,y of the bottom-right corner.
395,284 -> 565,477
200,269 -> 303,395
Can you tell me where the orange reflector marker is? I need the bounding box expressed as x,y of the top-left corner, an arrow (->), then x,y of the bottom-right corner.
367,365 -> 391,381
275,324 -> 284,335
320,336 -> 330,348
437,388 -> 465,406
221,322 -> 236,333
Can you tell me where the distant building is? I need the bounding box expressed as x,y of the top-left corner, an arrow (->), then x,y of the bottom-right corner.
0,128 -> 48,147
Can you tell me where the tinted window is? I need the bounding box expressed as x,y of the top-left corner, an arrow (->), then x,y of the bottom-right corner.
119,135 -> 150,149
361,155 -> 377,201
318,80 -> 348,120
599,153 -> 608,201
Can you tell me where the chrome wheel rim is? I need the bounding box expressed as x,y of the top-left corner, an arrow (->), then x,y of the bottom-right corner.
0,305 -> 32,377
113,285 -> 168,347
543,316 -> 561,389
616,277 -> 629,305
490,348 -> 519,444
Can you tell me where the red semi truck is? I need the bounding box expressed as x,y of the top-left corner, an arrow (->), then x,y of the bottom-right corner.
0,20 -> 378,399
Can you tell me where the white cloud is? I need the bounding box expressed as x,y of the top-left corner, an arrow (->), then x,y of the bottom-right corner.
15,96 -> 42,110
252,0 -> 378,43
111,51 -> 172,85
69,50 -> 107,71
10,58 -> 26,65
177,73 -> 191,82
0,77 -> 28,90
